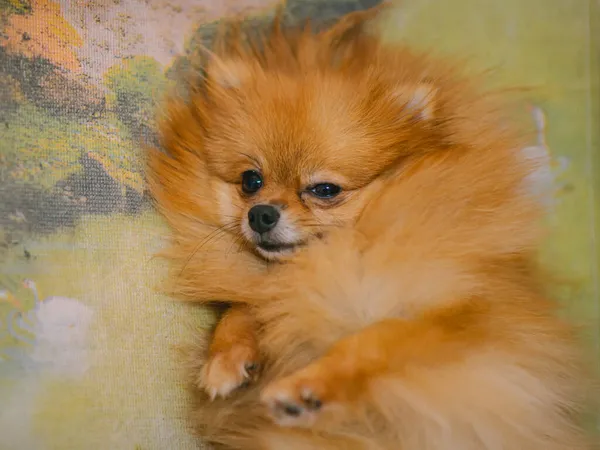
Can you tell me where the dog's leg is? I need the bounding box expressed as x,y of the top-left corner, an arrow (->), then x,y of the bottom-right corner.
198,304 -> 261,399
261,302 -> 487,427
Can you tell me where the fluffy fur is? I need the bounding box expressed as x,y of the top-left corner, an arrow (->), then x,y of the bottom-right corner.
147,7 -> 593,450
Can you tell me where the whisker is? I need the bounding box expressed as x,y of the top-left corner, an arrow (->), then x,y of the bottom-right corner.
226,233 -> 249,257
178,220 -> 241,279
235,235 -> 249,254
296,221 -> 344,229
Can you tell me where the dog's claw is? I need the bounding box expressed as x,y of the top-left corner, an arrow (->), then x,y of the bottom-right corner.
198,344 -> 260,399
261,381 -> 326,427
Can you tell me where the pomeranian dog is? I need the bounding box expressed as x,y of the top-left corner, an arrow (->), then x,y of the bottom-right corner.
147,6 -> 592,450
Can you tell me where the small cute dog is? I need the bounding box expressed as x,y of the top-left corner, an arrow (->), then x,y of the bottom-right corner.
147,6 -> 592,450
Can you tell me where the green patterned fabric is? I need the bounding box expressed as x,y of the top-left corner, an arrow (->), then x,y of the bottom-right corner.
0,0 -> 597,448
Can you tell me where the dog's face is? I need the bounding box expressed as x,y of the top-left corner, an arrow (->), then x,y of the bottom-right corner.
202,67 -> 437,260
206,105 -> 378,260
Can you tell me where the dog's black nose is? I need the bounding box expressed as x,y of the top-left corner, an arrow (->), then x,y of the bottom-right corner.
248,204 -> 280,234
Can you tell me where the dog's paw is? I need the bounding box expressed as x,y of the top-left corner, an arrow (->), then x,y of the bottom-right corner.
261,371 -> 329,428
198,343 -> 260,399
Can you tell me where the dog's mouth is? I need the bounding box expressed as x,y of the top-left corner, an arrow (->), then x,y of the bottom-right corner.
257,241 -> 298,252
255,239 -> 306,259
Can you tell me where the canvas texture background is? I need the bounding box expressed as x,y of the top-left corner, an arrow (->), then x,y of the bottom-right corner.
0,0 -> 598,449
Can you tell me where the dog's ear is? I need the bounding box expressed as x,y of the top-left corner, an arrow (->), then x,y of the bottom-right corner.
405,82 -> 437,121
388,81 -> 437,121
206,56 -> 252,89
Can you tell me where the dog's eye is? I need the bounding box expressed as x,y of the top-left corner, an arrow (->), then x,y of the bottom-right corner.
241,170 -> 263,194
309,183 -> 341,199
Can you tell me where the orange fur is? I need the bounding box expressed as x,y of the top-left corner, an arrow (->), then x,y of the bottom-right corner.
147,7 -> 593,450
